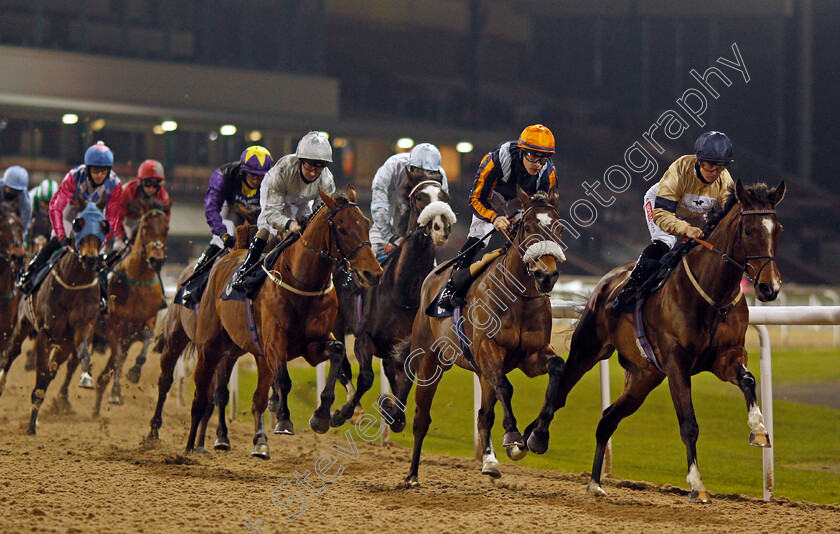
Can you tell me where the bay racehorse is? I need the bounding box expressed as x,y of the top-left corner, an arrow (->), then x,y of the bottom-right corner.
0,211 -> 26,380
524,180 -> 785,503
391,189 -> 567,486
92,207 -> 168,415
327,180 -> 456,428
0,200 -> 108,433
186,186 -> 382,458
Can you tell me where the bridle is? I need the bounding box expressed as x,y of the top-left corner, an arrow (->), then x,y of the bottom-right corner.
136,209 -> 168,268
693,208 -> 778,283
498,202 -> 564,299
300,202 -> 371,271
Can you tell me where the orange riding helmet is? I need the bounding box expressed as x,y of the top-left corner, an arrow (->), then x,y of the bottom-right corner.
518,124 -> 555,155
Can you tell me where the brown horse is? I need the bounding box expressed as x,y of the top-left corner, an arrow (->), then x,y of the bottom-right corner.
0,200 -> 108,433
0,211 -> 26,378
328,180 -> 456,427
392,189 -> 566,486
92,208 -> 168,415
186,186 -> 382,458
524,180 -> 785,503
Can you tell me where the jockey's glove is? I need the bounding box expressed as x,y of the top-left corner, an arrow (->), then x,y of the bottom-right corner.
222,233 -> 236,249
58,236 -> 71,248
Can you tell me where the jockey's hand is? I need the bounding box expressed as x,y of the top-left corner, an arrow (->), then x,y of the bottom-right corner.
288,220 -> 302,234
685,226 -> 704,239
493,216 -> 511,232
384,236 -> 402,254
58,236 -> 71,248
221,233 -> 236,249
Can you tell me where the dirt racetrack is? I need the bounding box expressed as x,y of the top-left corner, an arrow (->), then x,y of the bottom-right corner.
0,343 -> 838,534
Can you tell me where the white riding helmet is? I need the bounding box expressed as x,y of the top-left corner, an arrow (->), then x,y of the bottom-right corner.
2,166 -> 29,190
408,143 -> 442,172
295,131 -> 333,163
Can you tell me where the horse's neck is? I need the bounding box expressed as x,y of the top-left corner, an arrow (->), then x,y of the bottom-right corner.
57,251 -> 95,282
120,248 -> 155,280
389,232 -> 434,297
683,213 -> 743,304
282,222 -> 333,289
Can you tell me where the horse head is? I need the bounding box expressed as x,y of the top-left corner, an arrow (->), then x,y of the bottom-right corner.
135,204 -> 169,272
407,180 -> 456,248
71,202 -> 109,269
733,179 -> 785,302
514,188 -> 566,293
317,185 -> 383,289
0,211 -> 26,275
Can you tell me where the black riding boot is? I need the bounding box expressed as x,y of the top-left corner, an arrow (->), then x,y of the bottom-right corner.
439,237 -> 484,310
193,243 -> 222,276
17,236 -> 62,295
612,240 -> 670,309
230,236 -> 267,293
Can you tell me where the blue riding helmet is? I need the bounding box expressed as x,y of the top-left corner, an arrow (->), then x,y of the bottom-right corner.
694,131 -> 733,164
2,166 -> 29,190
84,141 -> 114,167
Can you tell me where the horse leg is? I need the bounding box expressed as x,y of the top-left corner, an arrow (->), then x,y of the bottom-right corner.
309,339 -> 345,434
330,334 -> 374,427
525,311 -> 612,454
266,386 -> 280,414
92,342 -> 120,418
273,361 -> 295,435
126,326 -> 153,384
185,345 -> 225,454
212,356 -> 238,451
54,352 -> 79,414
28,342 -> 71,435
714,347 -> 771,448
147,335 -> 191,442
404,351 -> 449,487
109,339 -> 129,405
251,353 -> 274,459
587,366 -> 663,497
0,318 -> 34,398
77,338 -> 94,389
667,362 -> 710,503
476,375 -> 501,478
194,372 -> 217,453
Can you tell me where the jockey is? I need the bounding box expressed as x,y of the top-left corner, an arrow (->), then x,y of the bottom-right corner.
17,141 -> 123,310
612,130 -> 735,309
439,124 -> 558,309
119,159 -> 172,244
29,178 -> 59,215
189,145 -> 273,276
230,131 -> 336,292
0,166 -> 33,240
370,142 -> 448,262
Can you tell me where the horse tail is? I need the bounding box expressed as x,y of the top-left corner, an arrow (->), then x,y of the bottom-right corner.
391,337 -> 412,367
557,292 -> 589,351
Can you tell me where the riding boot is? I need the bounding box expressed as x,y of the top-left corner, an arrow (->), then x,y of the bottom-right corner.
178,243 -> 223,304
192,243 -> 222,276
439,237 -> 484,310
612,240 -> 670,309
17,236 -> 61,295
230,235 -> 267,293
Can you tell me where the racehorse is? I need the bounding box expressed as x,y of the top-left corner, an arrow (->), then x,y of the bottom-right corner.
392,189 -> 567,486
0,211 -> 26,380
0,199 -> 108,433
186,186 -> 382,458
523,180 -> 785,503
328,180 -> 455,428
92,207 -> 168,415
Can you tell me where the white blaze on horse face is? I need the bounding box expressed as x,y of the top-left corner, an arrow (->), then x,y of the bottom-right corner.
761,217 -> 774,236
536,212 -> 553,227
420,184 -> 441,203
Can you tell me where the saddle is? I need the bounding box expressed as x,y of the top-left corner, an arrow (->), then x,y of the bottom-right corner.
614,241 -> 697,313
29,247 -> 68,295
221,233 -> 300,302
425,248 -> 504,318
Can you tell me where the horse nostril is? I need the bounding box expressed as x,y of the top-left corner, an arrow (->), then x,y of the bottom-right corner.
758,283 -> 771,295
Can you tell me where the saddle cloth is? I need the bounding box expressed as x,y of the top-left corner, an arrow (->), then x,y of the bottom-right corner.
425,248 -> 503,318
221,234 -> 299,302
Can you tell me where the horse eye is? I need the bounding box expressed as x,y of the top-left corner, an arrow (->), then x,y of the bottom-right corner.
338,227 -> 348,236
744,228 -> 752,237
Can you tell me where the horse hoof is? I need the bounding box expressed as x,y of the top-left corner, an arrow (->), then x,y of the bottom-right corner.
125,367 -> 142,384
309,414 -> 330,434
402,476 -> 420,488
749,432 -> 771,448
251,443 -> 270,460
329,410 -> 348,428
587,481 -> 607,497
107,395 -> 123,405
26,427 -> 36,436
389,415 -> 406,434
78,373 -> 94,389
145,431 -> 160,442
689,489 -> 711,503
526,431 -> 549,455
481,459 -> 502,479
506,444 -> 528,461
273,419 -> 295,435
193,447 -> 210,455
267,398 -> 280,413
214,436 -> 231,451
502,431 -> 525,448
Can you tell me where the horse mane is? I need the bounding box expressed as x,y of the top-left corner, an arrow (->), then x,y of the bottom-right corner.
703,182 -> 773,234
529,190 -> 553,208
303,193 -> 350,226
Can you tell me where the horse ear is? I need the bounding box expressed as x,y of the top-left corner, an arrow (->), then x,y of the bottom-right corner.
768,180 -> 786,206
73,190 -> 86,210
346,183 -> 357,203
319,188 -> 337,211
548,188 -> 559,207
100,220 -> 110,237
734,179 -> 746,203
517,186 -> 531,208
72,217 -> 85,233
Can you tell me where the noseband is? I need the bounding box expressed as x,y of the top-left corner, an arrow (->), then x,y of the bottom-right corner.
694,208 -> 778,283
